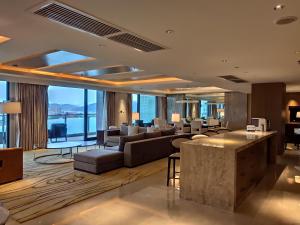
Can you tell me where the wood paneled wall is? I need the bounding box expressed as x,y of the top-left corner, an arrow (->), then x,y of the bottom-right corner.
224,92 -> 248,130
251,83 -> 286,155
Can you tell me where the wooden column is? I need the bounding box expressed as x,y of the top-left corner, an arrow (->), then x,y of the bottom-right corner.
224,92 -> 248,130
251,83 -> 286,157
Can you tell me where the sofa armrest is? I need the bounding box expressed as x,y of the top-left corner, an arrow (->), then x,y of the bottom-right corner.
105,129 -> 120,136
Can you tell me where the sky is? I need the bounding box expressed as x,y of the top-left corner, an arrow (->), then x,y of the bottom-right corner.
48,86 -> 97,105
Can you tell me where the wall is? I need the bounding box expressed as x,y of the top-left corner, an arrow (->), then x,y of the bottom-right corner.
114,93 -> 130,127
224,92 -> 248,130
285,92 -> 300,122
251,83 -> 286,156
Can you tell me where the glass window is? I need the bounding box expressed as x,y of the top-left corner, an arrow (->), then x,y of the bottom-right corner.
87,90 -> 97,138
132,94 -> 138,113
200,100 -> 208,119
0,81 -> 7,147
48,86 -> 84,140
140,94 -> 156,123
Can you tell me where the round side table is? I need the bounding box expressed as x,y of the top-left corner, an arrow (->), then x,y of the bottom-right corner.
0,205 -> 9,225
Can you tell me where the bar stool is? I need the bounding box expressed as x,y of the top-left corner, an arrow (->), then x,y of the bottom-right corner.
167,138 -> 190,186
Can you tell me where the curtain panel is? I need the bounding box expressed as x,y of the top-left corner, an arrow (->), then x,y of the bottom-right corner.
17,83 -> 48,150
106,91 -> 115,127
157,96 -> 167,120
127,93 -> 132,125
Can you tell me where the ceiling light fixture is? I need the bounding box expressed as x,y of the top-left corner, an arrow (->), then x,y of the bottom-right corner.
275,16 -> 298,25
165,29 -> 174,34
0,35 -> 10,44
221,59 -> 228,63
274,4 -> 285,11
134,48 -> 143,52
234,66 -> 240,69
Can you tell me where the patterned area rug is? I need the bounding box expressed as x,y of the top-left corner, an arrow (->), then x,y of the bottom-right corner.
0,152 -> 167,223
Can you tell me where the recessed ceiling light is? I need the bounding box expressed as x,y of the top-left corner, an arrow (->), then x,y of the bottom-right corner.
221,59 -> 228,63
234,66 -> 240,69
0,35 -> 10,44
165,29 -> 174,34
274,4 -> 285,11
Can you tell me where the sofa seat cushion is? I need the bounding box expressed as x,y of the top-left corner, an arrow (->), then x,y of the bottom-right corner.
74,150 -> 123,165
119,133 -> 145,152
106,135 -> 120,144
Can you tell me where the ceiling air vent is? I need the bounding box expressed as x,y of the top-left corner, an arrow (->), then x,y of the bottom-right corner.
219,75 -> 248,83
109,33 -> 164,52
33,2 -> 121,36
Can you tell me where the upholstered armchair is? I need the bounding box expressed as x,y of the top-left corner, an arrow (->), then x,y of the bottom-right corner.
0,148 -> 23,185
174,121 -> 191,133
190,120 -> 203,134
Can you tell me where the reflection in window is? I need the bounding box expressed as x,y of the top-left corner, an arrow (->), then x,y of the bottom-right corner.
44,50 -> 91,67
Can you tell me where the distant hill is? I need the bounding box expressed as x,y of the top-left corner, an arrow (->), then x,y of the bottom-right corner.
49,103 -> 97,114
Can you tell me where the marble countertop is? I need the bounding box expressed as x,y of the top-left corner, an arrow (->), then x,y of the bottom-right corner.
183,130 -> 277,152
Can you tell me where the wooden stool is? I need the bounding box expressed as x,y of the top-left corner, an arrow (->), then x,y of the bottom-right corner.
167,152 -> 180,186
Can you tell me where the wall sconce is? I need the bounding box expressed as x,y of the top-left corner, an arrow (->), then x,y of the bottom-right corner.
119,110 -> 125,114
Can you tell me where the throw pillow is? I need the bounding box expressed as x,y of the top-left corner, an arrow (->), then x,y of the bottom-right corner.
147,126 -> 155,133
120,125 -> 128,136
119,133 -> 145,151
128,126 -> 139,136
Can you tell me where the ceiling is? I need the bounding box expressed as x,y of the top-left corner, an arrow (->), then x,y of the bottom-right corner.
0,0 -> 300,94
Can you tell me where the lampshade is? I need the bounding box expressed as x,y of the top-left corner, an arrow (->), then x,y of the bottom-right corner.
296,112 -> 300,118
0,102 -> 21,114
171,113 -> 181,122
132,112 -> 140,120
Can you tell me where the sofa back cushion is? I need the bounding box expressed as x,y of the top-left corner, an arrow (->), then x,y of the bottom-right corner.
161,127 -> 176,136
119,133 -> 145,151
120,125 -> 128,136
138,127 -> 147,133
128,126 -> 139,136
144,131 -> 161,139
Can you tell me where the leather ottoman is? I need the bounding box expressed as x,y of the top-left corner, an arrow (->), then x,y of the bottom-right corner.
74,150 -> 124,174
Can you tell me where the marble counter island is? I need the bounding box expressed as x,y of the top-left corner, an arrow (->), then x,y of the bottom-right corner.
180,130 -> 277,211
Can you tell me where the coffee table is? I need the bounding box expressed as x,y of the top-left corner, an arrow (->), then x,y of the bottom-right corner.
34,142 -> 81,162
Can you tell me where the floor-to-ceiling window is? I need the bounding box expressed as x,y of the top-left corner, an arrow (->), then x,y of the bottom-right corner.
0,81 -> 7,147
140,95 -> 156,123
200,100 -> 208,119
131,94 -> 157,124
48,86 -> 85,140
48,86 -> 106,141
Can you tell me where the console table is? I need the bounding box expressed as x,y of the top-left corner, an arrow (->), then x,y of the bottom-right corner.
180,130 -> 277,211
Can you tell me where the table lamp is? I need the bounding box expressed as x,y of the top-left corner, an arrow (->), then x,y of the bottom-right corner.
171,113 -> 180,123
296,112 -> 300,119
0,101 -> 21,147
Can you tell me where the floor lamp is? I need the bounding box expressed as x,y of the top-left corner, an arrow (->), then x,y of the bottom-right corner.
0,101 -> 22,148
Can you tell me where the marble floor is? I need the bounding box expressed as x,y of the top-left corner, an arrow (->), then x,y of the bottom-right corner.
5,148 -> 300,225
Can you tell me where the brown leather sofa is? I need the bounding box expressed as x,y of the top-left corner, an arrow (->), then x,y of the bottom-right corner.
0,148 -> 23,185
